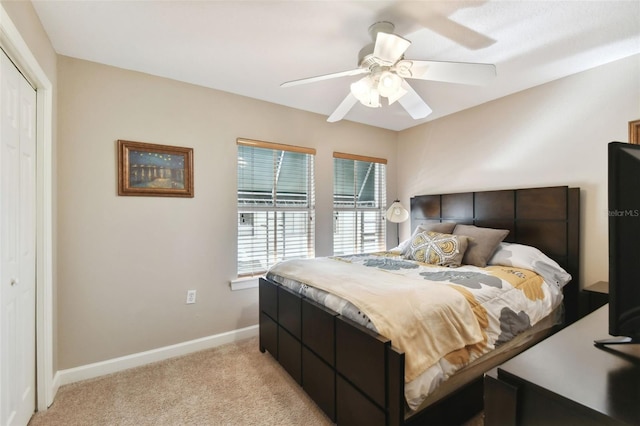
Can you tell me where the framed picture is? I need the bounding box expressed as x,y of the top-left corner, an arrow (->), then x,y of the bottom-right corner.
117,140 -> 194,197
629,119 -> 640,144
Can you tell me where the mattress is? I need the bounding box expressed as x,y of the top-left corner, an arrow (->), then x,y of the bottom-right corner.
266,251 -> 564,410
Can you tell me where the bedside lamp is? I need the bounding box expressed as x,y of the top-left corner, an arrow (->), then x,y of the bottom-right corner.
386,200 -> 409,246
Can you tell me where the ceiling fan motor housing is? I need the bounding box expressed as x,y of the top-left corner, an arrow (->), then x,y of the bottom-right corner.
357,44 -> 377,68
368,21 -> 395,40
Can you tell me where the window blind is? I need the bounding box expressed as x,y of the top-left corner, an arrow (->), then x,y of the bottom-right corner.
237,139 -> 315,276
333,153 -> 386,255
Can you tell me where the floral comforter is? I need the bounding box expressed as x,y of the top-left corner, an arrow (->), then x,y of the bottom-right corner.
266,251 -> 562,410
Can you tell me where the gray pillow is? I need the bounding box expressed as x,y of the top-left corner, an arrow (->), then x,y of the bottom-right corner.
453,224 -> 509,267
416,221 -> 457,234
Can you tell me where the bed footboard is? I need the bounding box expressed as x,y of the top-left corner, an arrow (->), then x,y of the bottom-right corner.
259,277 -> 405,426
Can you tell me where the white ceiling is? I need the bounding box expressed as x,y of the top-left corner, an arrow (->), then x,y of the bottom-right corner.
32,0 -> 640,131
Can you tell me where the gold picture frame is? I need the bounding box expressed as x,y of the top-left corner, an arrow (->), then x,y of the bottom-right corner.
117,140 -> 194,197
629,119 -> 640,144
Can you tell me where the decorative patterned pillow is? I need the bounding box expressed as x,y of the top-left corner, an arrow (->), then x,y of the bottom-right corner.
453,224 -> 509,267
405,231 -> 470,267
393,222 -> 457,253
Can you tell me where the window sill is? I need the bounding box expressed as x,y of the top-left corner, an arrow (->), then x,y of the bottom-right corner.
229,276 -> 259,291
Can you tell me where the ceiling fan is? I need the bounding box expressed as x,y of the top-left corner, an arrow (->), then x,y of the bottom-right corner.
281,21 -> 496,123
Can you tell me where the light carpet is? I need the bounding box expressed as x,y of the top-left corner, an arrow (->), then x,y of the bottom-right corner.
29,336 -> 483,426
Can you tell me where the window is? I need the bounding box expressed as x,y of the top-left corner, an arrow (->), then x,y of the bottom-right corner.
333,152 -> 386,255
237,139 -> 315,276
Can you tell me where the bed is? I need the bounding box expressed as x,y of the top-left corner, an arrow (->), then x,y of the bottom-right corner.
258,186 -> 580,425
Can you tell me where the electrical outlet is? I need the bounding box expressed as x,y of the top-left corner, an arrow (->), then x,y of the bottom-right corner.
186,290 -> 196,304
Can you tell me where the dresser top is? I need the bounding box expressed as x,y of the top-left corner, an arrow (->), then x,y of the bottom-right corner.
497,306 -> 640,424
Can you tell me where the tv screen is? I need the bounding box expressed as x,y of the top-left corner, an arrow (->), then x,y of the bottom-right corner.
599,142 -> 640,345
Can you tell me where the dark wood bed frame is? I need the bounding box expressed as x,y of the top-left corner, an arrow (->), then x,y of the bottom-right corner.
259,186 -> 580,425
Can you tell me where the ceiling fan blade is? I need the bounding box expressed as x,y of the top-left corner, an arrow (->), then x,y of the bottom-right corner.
373,31 -> 411,65
387,86 -> 408,105
397,81 -> 432,120
327,93 -> 358,123
417,15 -> 496,50
396,60 -> 496,86
281,68 -> 368,88
371,2 -> 496,50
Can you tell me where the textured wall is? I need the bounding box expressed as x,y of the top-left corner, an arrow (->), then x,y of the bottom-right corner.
56,56 -> 397,369
397,54 -> 640,291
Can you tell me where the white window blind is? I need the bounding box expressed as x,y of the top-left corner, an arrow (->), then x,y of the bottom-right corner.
333,152 -> 386,255
237,139 -> 315,276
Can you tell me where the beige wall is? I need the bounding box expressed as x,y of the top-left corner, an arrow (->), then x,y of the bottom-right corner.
56,56 -> 398,369
397,54 -> 640,291
1,1 -> 56,77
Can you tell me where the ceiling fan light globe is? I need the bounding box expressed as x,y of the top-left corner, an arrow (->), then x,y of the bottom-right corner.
351,76 -> 381,108
350,77 -> 371,102
378,71 -> 402,97
364,88 -> 381,108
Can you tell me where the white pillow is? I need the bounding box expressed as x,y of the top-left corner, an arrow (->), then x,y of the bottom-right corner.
488,242 -> 571,289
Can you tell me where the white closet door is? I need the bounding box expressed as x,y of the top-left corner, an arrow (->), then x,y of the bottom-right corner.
0,48 -> 37,426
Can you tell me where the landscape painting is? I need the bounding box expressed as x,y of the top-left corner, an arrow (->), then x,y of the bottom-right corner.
117,140 -> 194,197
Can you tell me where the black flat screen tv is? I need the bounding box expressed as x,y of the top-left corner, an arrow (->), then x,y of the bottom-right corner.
595,142 -> 640,346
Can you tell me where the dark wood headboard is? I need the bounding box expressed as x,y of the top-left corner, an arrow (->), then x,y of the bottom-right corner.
410,186 -> 580,324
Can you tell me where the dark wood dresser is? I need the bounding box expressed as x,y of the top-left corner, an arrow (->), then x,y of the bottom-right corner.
484,305 -> 640,425
581,281 -> 610,317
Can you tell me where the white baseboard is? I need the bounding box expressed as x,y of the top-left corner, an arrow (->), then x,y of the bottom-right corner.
50,370 -> 62,404
55,325 -> 259,388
